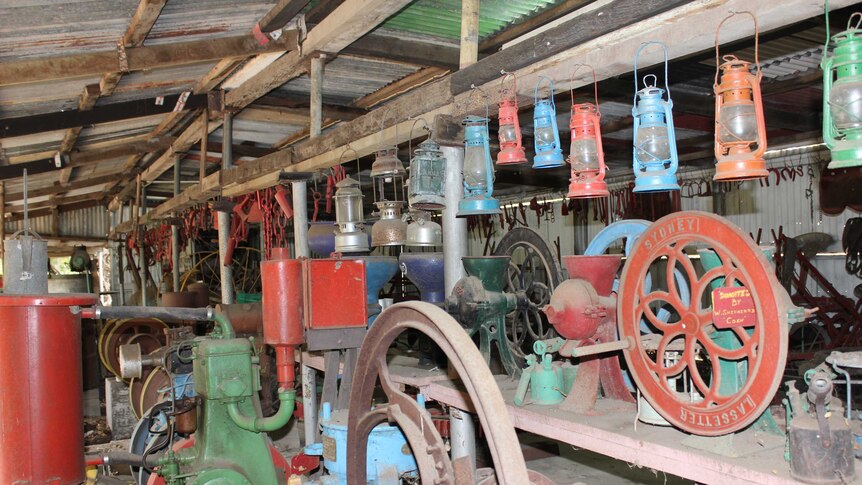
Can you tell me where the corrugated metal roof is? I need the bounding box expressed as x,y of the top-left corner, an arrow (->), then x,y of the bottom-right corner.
0,0 -> 139,61
382,0 -> 561,40
145,0 -> 273,45
0,75 -> 102,118
276,55 -> 421,106
102,61 -> 217,105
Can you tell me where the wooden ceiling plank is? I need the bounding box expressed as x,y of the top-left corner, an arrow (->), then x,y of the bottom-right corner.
0,31 -> 300,86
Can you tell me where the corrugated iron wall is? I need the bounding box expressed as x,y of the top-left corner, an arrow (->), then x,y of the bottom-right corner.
4,205 -> 108,238
468,150 -> 860,297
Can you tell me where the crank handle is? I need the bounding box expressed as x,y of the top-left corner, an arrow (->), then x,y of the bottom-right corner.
561,337 -> 634,359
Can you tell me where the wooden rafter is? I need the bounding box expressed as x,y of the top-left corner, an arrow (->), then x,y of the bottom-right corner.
0,32 -> 299,87
353,67 -> 449,109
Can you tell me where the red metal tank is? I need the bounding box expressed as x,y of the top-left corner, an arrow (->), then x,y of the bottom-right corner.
0,293 -> 98,485
261,249 -> 303,346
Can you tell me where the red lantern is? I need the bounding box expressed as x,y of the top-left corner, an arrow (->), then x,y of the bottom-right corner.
497,72 -> 527,165
713,12 -> 768,181
567,65 -> 608,198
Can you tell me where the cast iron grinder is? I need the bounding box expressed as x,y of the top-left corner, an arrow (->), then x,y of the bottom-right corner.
521,255 -> 634,412
446,256 -> 528,377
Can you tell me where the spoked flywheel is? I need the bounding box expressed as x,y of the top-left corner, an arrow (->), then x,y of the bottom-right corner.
493,228 -> 564,368
346,302 -> 554,484
619,211 -> 792,436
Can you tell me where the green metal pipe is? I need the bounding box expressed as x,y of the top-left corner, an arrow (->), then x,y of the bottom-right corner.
213,310 -> 236,339
227,389 -> 295,432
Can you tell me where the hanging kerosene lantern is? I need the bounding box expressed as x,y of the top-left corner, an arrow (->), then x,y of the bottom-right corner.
334,148 -> 368,253
822,11 -> 862,168
567,64 -> 608,198
405,120 -> 442,246
458,86 -> 500,216
632,41 -> 680,193
497,72 -> 527,165
713,12 -> 768,181
532,76 -> 565,169
407,121 -> 446,210
370,142 -> 408,247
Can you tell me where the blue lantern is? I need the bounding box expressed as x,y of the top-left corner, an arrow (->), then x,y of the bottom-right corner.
632,42 -> 680,193
532,76 -> 565,168
458,115 -> 500,216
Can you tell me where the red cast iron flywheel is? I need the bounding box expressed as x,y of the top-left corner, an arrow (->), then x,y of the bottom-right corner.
618,211 -> 791,436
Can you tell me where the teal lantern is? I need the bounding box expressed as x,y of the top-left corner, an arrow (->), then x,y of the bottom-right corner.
632,41 -> 680,193
458,115 -> 500,216
822,12 -> 862,168
532,76 -> 565,169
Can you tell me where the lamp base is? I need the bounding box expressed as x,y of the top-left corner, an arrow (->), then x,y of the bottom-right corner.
567,180 -> 609,199
532,150 -> 566,169
335,230 -> 370,253
497,147 -> 527,165
713,157 -> 767,181
457,196 -> 501,217
827,142 -> 862,169
633,173 -> 679,193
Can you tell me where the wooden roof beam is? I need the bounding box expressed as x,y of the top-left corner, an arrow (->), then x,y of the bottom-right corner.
0,31 -> 300,86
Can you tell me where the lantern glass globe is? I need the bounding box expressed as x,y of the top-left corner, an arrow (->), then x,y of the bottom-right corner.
831,77 -> 862,131
535,125 -> 557,146
499,124 -> 518,143
463,145 -> 488,190
718,102 -> 757,144
635,125 -> 670,163
570,137 -> 600,172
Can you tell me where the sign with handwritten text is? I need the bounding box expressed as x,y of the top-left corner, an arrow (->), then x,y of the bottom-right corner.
712,287 -> 756,329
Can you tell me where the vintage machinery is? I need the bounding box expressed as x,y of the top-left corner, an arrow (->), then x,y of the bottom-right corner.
493,227 -> 563,370
784,367 -> 855,483
0,293 -> 98,485
346,256 -> 399,325
523,255 -> 634,412
619,211 -> 795,435
346,302 -> 554,484
447,256 -> 527,377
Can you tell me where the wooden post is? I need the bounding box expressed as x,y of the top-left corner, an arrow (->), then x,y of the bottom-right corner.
310,54 -> 326,138
199,110 -> 208,183
459,0 -> 479,69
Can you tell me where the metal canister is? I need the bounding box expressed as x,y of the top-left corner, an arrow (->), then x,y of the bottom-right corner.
260,249 -> 303,347
0,293 -> 98,484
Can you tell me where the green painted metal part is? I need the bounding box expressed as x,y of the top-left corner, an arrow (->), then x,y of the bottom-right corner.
157,313 -> 293,484
447,256 -> 521,376
380,0 -> 560,40
699,248 -> 782,435
822,19 -> 862,168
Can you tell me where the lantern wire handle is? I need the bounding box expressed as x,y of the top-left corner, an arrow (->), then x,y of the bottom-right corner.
338,145 -> 360,183
500,71 -> 517,104
407,117 -> 431,158
569,64 -> 600,115
714,11 -> 760,88
633,41 -> 670,104
534,76 -> 556,112
468,84 -> 490,122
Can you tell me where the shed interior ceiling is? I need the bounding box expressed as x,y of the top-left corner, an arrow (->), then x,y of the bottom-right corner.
0,0 -> 856,220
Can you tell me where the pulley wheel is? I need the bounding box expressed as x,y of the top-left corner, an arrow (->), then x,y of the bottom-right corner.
101,319 -> 167,377
347,302 -> 539,484
619,211 -> 790,436
494,227 -> 564,367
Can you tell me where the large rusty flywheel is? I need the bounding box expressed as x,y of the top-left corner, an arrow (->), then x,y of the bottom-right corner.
619,211 -> 792,436
346,302 -> 553,484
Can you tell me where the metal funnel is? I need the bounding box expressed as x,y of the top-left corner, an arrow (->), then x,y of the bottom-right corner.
399,252 -> 444,303
562,255 -> 622,296
461,256 -> 510,293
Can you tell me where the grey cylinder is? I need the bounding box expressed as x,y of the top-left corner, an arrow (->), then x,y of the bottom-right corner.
4,235 -> 48,294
